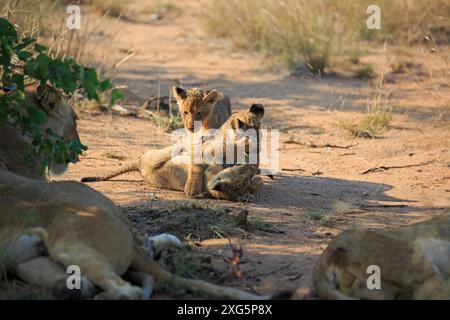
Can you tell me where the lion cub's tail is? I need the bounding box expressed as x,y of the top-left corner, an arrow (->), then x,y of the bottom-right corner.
81,161 -> 139,183
131,246 -> 266,300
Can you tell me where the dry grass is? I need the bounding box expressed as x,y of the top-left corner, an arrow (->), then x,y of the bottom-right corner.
1,0 -> 132,111
341,71 -> 393,138
0,0 -> 60,38
421,37 -> 450,125
90,0 -> 130,17
203,0 -> 449,73
203,0 -> 358,74
356,64 -> 376,79
0,0 -> 130,68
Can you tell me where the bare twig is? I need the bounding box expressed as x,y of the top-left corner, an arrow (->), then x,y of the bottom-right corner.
283,137 -> 357,149
359,204 -> 408,209
281,168 -> 305,172
361,160 -> 435,174
247,263 -> 293,280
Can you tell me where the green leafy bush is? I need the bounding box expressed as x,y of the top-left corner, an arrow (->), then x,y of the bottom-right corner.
0,17 -> 122,175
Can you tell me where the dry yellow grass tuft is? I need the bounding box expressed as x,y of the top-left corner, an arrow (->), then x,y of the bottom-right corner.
341,71 -> 393,138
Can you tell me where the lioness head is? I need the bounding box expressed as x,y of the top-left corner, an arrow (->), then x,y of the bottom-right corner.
33,84 -> 82,175
172,86 -> 219,132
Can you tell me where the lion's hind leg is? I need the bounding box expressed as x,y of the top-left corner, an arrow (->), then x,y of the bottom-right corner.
50,242 -> 144,300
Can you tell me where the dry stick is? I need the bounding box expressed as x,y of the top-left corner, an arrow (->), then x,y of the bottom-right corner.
247,263 -> 293,280
283,138 -> 357,149
281,168 -> 305,172
169,87 -> 173,120
360,204 -> 408,209
113,52 -> 135,68
157,65 -> 161,113
361,160 -> 435,175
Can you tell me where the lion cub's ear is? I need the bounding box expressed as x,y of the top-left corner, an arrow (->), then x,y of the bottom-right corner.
172,86 -> 187,101
249,103 -> 265,119
202,90 -> 218,104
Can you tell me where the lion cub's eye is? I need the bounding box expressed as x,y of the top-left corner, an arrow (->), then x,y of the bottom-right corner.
184,111 -> 188,115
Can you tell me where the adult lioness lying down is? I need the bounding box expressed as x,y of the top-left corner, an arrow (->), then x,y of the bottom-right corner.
0,84 -> 262,299
313,214 -> 450,299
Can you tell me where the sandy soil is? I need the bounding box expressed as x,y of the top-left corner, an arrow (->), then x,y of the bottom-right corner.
27,0 -> 449,298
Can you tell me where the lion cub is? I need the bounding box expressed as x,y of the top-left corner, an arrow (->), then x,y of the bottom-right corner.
172,86 -> 231,133
172,86 -> 232,197
82,104 -> 266,201
313,214 -> 450,299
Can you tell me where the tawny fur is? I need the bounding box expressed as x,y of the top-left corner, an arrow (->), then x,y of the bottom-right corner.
81,104 -> 266,201
172,86 -> 232,197
0,86 -> 262,299
0,84 -> 80,180
172,86 -> 231,133
313,214 -> 450,300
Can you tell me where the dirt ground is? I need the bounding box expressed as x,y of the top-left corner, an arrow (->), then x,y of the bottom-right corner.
42,0 -> 450,299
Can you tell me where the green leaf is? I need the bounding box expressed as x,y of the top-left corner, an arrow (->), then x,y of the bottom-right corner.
99,79 -> 111,92
34,43 -> 48,53
110,89 -> 124,106
17,50 -> 32,61
0,43 -> 13,66
27,107 -> 48,125
68,140 -> 87,161
14,37 -> 36,51
82,68 -> 100,100
11,73 -> 25,91
38,159 -> 49,176
24,54 -> 51,81
48,58 -> 78,93
0,18 -> 18,42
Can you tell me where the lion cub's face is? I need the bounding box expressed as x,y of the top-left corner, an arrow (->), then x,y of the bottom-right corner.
208,164 -> 260,194
173,86 -> 219,132
34,84 -> 82,175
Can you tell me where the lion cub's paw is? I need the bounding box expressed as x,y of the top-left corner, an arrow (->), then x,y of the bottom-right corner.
184,176 -> 204,198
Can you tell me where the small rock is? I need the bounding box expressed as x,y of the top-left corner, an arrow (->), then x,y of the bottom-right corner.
150,13 -> 161,21
111,104 -> 129,115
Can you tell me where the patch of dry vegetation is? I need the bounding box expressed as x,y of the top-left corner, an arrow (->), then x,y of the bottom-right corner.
1,0 -> 129,110
203,0 -> 449,73
90,0 -> 130,17
341,72 -> 393,138
0,0 -> 131,65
